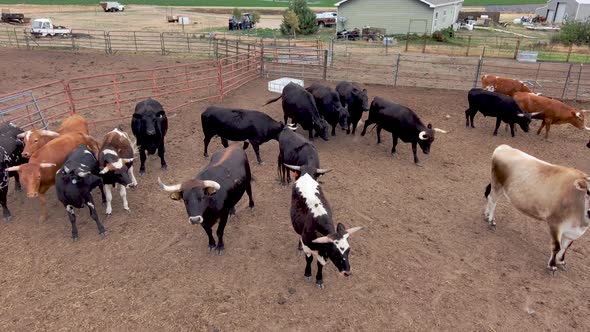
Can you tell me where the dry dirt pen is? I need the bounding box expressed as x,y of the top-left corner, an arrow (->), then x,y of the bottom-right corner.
0,49 -> 590,331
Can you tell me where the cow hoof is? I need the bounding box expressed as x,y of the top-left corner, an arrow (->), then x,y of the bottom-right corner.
139,170 -> 146,176
488,223 -> 497,231
316,281 -> 325,289
129,183 -> 138,188
216,247 -> 224,256
346,130 -> 351,135
257,161 -> 265,165
161,165 -> 168,172
124,208 -> 131,213
558,262 -> 568,271
72,236 -> 79,242
203,153 -> 209,159
208,245 -> 216,253
14,185 -> 21,192
105,213 -> 112,218
415,162 -> 423,167
100,231 -> 108,237
304,275 -> 312,282
546,266 -> 558,277
3,215 -> 11,223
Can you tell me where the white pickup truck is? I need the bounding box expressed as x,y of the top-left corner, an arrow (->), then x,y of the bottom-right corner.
100,2 -> 125,12
30,18 -> 71,37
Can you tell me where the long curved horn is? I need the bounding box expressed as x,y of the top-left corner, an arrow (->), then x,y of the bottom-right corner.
6,166 -> 20,172
121,158 -> 135,163
99,167 -> 111,174
77,171 -> 90,177
16,131 -> 28,139
283,164 -> 301,171
434,128 -> 448,134
286,124 -> 298,131
158,177 -> 182,193
202,180 -> 221,191
346,226 -> 366,235
312,236 -> 334,244
316,168 -> 332,174
39,163 -> 56,168
530,111 -> 543,117
418,131 -> 428,140
41,130 -> 59,137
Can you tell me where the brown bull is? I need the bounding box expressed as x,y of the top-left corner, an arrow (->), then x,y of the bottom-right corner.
484,144 -> 590,274
481,75 -> 532,96
7,131 -> 99,222
18,114 -> 90,158
513,92 -> 590,139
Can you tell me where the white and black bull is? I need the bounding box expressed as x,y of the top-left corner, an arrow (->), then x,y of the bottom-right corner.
202,106 -> 286,164
55,144 -> 106,241
264,82 -> 330,141
277,126 -> 331,184
360,97 -> 447,165
306,83 -> 349,136
99,128 -> 137,216
131,98 -> 168,175
465,88 -> 540,137
158,144 -> 255,255
336,81 -> 369,135
285,165 -> 364,289
0,123 -> 26,222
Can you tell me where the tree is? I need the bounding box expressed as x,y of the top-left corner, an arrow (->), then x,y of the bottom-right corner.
280,0 -> 317,36
251,11 -> 261,25
232,7 -> 242,19
559,19 -> 590,45
281,9 -> 300,37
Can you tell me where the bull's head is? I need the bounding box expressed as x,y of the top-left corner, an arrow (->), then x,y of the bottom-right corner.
418,124 -> 447,155
312,223 -> 365,276
158,177 -> 220,225
314,118 -> 330,141
59,165 -> 101,189
283,164 -> 331,180
515,111 -> 542,133
17,129 -> 60,158
337,104 -> 350,130
133,111 -> 165,136
6,163 -> 56,198
352,88 -> 369,112
574,110 -> 590,131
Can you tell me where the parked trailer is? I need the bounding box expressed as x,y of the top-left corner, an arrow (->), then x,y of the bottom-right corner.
1,9 -> 29,24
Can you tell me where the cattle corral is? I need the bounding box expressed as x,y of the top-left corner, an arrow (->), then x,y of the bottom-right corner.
1,48 -> 590,331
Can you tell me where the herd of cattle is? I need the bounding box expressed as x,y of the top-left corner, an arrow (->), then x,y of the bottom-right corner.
0,76 -> 589,288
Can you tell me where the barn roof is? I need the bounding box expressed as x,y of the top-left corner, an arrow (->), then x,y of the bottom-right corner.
335,0 -> 463,8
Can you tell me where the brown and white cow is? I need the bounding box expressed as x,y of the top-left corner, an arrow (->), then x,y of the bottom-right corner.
484,144 -> 590,274
18,114 -> 90,158
98,128 -> 137,216
513,92 -> 590,139
6,132 -> 99,222
481,75 -> 532,96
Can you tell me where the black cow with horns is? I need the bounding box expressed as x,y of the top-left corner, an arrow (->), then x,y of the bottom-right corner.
158,144 -> 254,255
264,82 -> 330,141
284,163 -> 364,289
131,98 -> 168,175
360,96 -> 448,165
201,106 -> 287,164
277,126 -> 331,185
55,144 -> 106,241
465,88 -> 540,137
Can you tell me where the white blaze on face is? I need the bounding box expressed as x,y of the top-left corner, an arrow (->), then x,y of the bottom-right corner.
113,128 -> 130,140
83,150 -> 93,156
295,173 -> 327,217
25,130 -> 31,142
333,234 -> 350,256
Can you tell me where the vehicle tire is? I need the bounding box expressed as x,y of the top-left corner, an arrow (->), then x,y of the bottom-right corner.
319,22 -> 325,28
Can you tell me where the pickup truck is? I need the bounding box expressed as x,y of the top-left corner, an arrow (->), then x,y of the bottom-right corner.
30,18 -> 71,37
316,12 -> 337,28
100,1 -> 125,12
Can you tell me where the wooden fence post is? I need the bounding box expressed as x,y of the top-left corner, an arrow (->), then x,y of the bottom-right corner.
133,31 -> 138,53
323,50 -> 328,80
394,53 -> 401,87
260,39 -> 265,77
422,35 -> 427,53
160,33 -> 166,55
465,36 -> 471,57
575,63 -> 583,101
513,38 -> 521,59
404,32 -> 409,52
473,56 -> 483,88
218,60 -> 224,101
562,63 -> 573,99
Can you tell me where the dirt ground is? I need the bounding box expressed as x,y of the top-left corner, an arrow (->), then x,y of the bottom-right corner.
1,49 -> 590,331
0,4 -> 287,33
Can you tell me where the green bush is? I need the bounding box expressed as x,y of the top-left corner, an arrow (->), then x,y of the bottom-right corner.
251,11 -> 261,24
232,7 -> 242,19
559,19 -> 590,45
280,9 -> 300,37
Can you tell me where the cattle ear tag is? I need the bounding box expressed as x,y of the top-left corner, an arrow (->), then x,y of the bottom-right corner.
170,192 -> 182,201
72,179 -> 77,184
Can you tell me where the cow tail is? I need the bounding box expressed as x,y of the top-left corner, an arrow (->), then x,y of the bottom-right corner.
264,95 -> 282,106
367,123 -> 378,133
484,183 -> 491,198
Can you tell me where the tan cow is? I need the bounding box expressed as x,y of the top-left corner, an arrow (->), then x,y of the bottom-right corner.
481,75 -> 532,96
18,114 -> 89,158
484,144 -> 590,274
513,92 -> 590,139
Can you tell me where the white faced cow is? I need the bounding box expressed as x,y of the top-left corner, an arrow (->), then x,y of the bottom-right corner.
285,164 -> 364,289
484,144 -> 590,274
